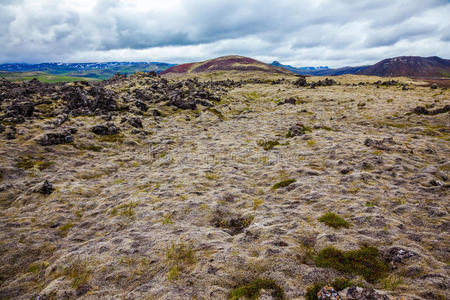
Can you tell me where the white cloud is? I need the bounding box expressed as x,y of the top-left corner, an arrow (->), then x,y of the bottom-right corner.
0,0 -> 449,67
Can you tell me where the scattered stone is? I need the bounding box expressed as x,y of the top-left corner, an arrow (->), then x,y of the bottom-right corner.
277,97 -> 296,105
385,247 -> 417,268
4,126 -> 16,140
293,76 -> 308,87
364,137 -> 395,151
91,123 -> 120,135
413,105 -> 450,115
135,100 -> 148,111
286,123 -> 311,137
317,286 -> 340,300
340,167 -> 353,174
36,128 -> 76,146
38,180 -> 54,195
128,117 -> 143,128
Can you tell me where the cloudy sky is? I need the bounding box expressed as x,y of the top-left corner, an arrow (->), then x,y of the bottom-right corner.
0,0 -> 449,67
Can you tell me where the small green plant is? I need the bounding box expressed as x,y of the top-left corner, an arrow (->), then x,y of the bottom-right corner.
272,179 -> 296,190
381,274 -> 404,291
318,213 -> 350,229
166,241 -> 196,280
305,283 -> 322,300
97,134 -> 124,143
61,257 -> 90,288
208,108 -> 225,120
229,278 -> 284,300
257,140 -> 280,151
347,186 -> 360,194
315,246 -> 389,283
205,172 -> 219,180
307,139 -> 316,147
111,202 -> 138,217
16,157 -> 34,169
35,161 -> 55,170
57,222 -> 74,237
252,198 -> 263,210
162,214 -> 174,225
72,143 -> 102,152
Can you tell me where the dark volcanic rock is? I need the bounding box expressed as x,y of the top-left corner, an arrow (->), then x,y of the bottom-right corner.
345,287 -> 390,300
277,97 -> 297,105
385,247 -> 417,268
413,105 -> 450,115
37,128 -> 76,146
364,138 -> 395,151
128,117 -> 143,128
38,180 -> 54,195
5,126 -> 17,140
91,123 -> 120,135
287,123 -> 310,137
62,84 -> 117,116
2,100 -> 34,123
293,76 -> 308,87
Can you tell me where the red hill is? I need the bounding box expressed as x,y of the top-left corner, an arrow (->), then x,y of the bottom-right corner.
358,56 -> 450,77
160,55 -> 294,75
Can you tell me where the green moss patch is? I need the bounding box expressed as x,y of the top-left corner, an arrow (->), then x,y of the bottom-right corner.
315,246 -> 389,283
257,140 -> 280,151
318,212 -> 350,229
58,223 -> 74,237
229,278 -> 284,300
272,178 -> 296,190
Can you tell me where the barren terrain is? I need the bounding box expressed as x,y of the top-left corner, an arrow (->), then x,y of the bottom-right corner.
0,72 -> 448,299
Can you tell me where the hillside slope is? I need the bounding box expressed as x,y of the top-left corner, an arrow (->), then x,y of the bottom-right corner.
161,55 -> 294,75
357,56 -> 450,77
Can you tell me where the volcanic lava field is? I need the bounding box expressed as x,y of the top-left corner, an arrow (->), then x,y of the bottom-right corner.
0,72 -> 449,299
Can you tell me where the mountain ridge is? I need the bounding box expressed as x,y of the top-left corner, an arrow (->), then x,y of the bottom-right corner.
272,56 -> 450,77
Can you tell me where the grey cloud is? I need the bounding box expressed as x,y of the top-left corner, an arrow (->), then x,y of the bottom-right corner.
0,0 -> 449,65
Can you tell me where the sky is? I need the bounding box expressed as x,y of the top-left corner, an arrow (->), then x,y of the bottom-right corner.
0,0 -> 449,67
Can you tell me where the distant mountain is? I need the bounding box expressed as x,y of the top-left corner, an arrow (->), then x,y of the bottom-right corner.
271,61 -> 329,72
272,56 -> 450,77
0,62 -> 176,80
357,56 -> 450,77
271,61 -> 368,76
161,55 -> 294,75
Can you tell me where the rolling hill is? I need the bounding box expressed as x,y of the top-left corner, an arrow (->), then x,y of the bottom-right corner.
357,56 -> 450,77
160,55 -> 294,75
273,56 -> 450,77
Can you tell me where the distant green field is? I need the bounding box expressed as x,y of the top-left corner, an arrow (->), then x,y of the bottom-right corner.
0,71 -> 100,83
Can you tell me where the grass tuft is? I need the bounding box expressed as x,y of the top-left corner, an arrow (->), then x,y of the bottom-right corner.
272,179 -> 296,190
318,212 -> 350,229
57,222 -> 74,237
229,278 -> 284,300
315,246 -> 389,283
166,241 -> 196,280
61,257 -> 90,288
257,140 -> 280,151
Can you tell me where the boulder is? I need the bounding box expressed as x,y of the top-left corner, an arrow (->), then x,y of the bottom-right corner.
36,128 -> 76,146
91,123 -> 120,135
